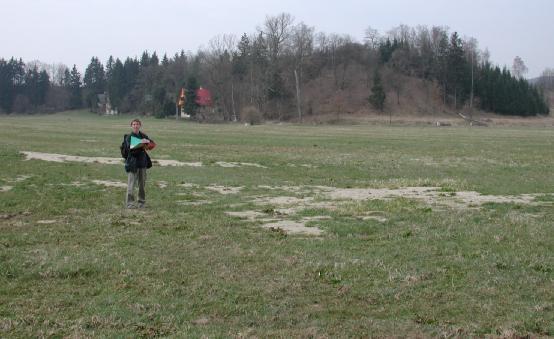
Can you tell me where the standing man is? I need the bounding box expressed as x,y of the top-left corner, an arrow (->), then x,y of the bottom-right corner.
122,118 -> 155,208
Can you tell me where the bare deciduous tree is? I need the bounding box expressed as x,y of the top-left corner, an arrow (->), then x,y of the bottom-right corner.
512,56 -> 528,79
291,22 -> 314,120
201,34 -> 238,120
261,13 -> 294,62
364,26 -> 380,50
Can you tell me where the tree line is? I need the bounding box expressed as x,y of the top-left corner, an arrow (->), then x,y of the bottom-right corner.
0,13 -> 550,117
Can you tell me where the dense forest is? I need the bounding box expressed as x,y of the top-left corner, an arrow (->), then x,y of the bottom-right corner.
0,13 -> 550,119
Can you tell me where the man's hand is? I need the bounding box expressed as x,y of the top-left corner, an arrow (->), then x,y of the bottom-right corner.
141,139 -> 150,144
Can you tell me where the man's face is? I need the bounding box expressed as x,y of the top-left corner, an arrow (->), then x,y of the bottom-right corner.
131,121 -> 141,134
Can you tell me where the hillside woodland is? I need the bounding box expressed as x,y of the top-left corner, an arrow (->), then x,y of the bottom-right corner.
0,14 -> 550,120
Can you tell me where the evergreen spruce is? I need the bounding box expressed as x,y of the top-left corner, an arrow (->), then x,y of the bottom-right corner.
83,57 -> 106,111
369,70 -> 386,111
68,65 -> 82,109
184,76 -> 199,117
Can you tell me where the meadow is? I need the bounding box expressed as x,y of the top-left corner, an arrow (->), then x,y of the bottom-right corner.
1,111 -> 553,337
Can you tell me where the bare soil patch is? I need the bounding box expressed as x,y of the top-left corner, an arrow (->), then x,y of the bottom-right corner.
318,186 -> 544,209
91,180 -> 127,188
153,159 -> 203,167
225,211 -> 268,221
22,151 -> 123,165
261,220 -> 323,236
178,183 -> 199,188
215,161 -> 267,168
22,151 -> 202,167
206,185 -> 243,195
229,185 -> 548,235
37,220 -> 57,224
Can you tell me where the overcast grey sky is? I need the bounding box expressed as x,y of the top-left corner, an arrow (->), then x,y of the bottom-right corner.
1,0 -> 552,78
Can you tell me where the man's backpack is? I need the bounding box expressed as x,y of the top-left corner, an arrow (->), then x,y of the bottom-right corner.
120,134 -> 130,159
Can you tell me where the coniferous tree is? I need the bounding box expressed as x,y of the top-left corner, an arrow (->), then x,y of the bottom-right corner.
24,66 -> 40,107
233,33 -> 250,80
140,51 -> 150,69
68,65 -> 82,109
83,57 -> 106,111
150,52 -> 159,66
37,70 -> 50,106
61,68 -> 71,88
447,32 -> 467,109
0,59 -> 11,112
369,70 -> 386,111
435,30 -> 450,105
161,53 -> 169,67
184,76 -> 199,117
0,58 -> 25,113
107,59 -> 125,110
124,58 -> 140,91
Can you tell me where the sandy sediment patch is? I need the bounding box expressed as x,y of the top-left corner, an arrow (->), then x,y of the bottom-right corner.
153,159 -> 203,167
257,185 -> 318,194
37,220 -> 57,224
300,216 -> 332,221
254,196 -> 338,216
321,186 -> 442,201
21,151 -> 277,169
225,211 -> 268,221
21,151 -> 202,167
226,207 -> 330,235
318,186 -> 545,209
358,211 -> 387,222
178,183 -> 200,188
22,151 -> 123,165
254,196 -> 315,205
60,181 -> 87,187
230,185 -> 550,236
9,175 -> 33,182
216,161 -> 267,169
1,175 -> 32,192
92,180 -> 127,188
261,220 -> 323,236
361,215 -> 388,222
206,185 -> 243,195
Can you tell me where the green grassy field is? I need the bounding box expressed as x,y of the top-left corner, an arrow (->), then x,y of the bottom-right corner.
1,111 -> 553,337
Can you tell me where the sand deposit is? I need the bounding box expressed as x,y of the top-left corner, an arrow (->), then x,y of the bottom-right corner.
91,180 -> 127,188
261,220 -> 323,235
216,161 -> 267,168
227,184 -> 548,235
206,185 -> 243,195
21,151 -> 202,167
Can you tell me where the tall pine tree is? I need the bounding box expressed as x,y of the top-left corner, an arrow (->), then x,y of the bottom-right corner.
184,76 -> 199,117
369,70 -> 386,111
68,65 -> 82,109
83,57 -> 106,111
